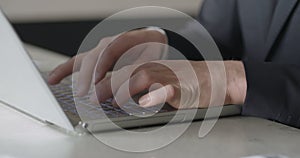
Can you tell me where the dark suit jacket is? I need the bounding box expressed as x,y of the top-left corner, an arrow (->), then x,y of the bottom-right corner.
167,0 -> 300,128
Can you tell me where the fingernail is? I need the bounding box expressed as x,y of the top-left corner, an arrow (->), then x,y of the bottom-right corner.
139,96 -> 150,107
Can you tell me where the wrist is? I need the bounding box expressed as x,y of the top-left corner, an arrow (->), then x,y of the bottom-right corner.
225,61 -> 247,105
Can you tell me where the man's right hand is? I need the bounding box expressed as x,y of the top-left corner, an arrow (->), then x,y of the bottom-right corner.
47,28 -> 167,97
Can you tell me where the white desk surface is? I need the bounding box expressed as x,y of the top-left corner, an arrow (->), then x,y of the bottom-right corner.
1,44 -> 300,158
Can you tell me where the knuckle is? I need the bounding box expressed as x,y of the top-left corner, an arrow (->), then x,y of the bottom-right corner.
138,69 -> 153,83
114,33 -> 127,42
70,56 -> 77,62
101,37 -> 110,43
122,31 -> 140,41
167,85 -> 176,100
102,45 -> 115,58
83,52 -> 96,61
99,36 -> 112,45
70,54 -> 84,63
119,65 -> 130,73
148,30 -> 166,43
122,31 -> 132,38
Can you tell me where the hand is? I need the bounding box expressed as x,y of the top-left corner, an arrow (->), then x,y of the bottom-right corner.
48,28 -> 167,96
90,60 -> 247,109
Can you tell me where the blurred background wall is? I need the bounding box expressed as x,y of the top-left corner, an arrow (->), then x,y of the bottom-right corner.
0,0 -> 203,56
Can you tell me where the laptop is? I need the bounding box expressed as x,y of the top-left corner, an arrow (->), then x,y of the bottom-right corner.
0,9 -> 241,134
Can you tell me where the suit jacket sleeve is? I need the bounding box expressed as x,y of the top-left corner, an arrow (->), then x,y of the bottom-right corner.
243,61 -> 300,127
198,0 -> 300,127
165,0 -> 300,128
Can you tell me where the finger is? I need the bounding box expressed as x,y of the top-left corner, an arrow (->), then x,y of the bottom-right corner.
48,54 -> 85,85
139,84 -> 176,108
76,37 -> 114,96
94,32 -> 146,83
76,51 -> 98,96
112,70 -> 153,106
90,65 -> 136,104
133,43 -> 165,64
89,75 -> 112,104
111,44 -> 147,69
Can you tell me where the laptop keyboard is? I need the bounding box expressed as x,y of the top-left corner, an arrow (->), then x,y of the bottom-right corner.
48,82 -> 172,121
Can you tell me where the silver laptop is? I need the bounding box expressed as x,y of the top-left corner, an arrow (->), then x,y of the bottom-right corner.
0,9 -> 241,134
